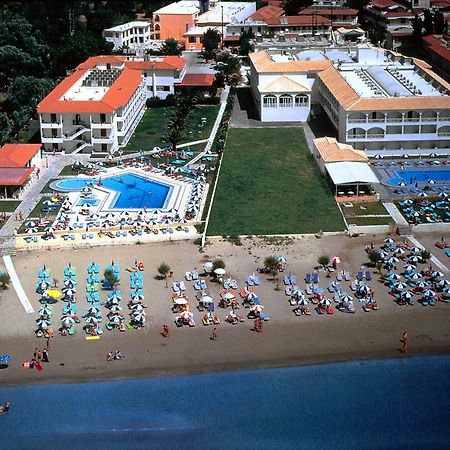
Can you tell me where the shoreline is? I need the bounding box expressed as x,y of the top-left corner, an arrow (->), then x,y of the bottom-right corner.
1,349 -> 450,389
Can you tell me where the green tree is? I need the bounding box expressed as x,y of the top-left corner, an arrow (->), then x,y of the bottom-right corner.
0,113 -> 12,145
157,262 -> 171,278
411,14 -> 423,47
239,29 -> 254,56
283,0 -> 313,15
162,116 -> 186,152
420,249 -> 431,262
434,10 -> 446,34
212,258 -> 226,271
367,250 -> 383,267
423,9 -> 434,35
318,255 -> 330,269
202,28 -> 221,60
104,268 -> 119,288
264,256 -> 279,279
0,272 -> 11,290
160,38 -> 182,55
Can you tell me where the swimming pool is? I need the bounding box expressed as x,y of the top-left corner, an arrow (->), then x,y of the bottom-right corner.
53,174 -> 171,209
76,198 -> 99,206
388,168 -> 450,185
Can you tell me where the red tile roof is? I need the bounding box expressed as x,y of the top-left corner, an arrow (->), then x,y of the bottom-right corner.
179,73 -> 214,86
251,5 -> 284,21
77,55 -> 125,70
266,15 -> 331,27
127,56 -> 185,71
370,0 -> 404,9
298,8 -> 358,16
0,144 -> 41,168
0,167 -> 34,186
423,34 -> 450,61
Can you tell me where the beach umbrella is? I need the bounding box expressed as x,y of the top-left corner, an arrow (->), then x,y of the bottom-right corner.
63,289 -> 75,297
38,306 -> 52,316
85,316 -> 98,325
416,281 -> 429,289
26,227 -> 38,234
393,247 -> 406,255
409,255 -> 421,263
109,304 -> 122,313
109,315 -> 122,324
130,303 -> 144,312
214,268 -> 226,276
357,285 -> 370,294
437,279 -> 450,288
292,289 -> 304,298
418,191 -> 428,197
427,179 -> 436,184
386,273 -> 401,281
108,297 -> 120,305
131,294 -> 144,303
250,304 -> 265,313
297,297 -> 309,306
81,186 -> 92,193
131,312 -> 145,322
87,306 -> 99,315
400,291 -> 413,300
387,256 -> 399,264
410,246 -> 422,254
199,295 -> 213,304
340,294 -> 353,303
374,154 -> 383,159
277,256 -> 288,264
394,282 -> 408,291
39,280 -> 50,290
152,209 -> 163,216
438,191 -> 448,198
320,297 -> 331,307
223,291 -> 235,300
431,271 -> 444,278
174,297 -> 188,305
64,278 -> 76,286
410,272 -> 421,280
331,256 -> 342,265
26,221 -> 36,227
203,262 -> 213,273
379,251 -> 389,259
398,181 -> 407,187
423,289 -> 435,297
37,319 -> 51,329
43,200 -> 54,206
61,316 -> 75,327
0,354 -> 11,364
180,311 -> 193,320
403,264 -> 416,272
384,237 -> 395,244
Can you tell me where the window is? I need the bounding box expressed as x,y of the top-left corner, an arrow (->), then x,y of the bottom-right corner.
185,23 -> 189,32
101,144 -> 108,152
154,14 -> 160,22
101,129 -> 106,137
263,95 -> 277,108
51,129 -> 58,138
100,114 -> 106,124
189,36 -> 196,43
295,94 -> 308,107
279,94 -> 293,108
50,113 -> 57,123
156,86 -> 170,91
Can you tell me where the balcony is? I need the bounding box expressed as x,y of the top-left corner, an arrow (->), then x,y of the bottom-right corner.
91,122 -> 112,129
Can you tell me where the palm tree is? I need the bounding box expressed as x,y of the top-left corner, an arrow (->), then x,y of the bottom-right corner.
103,268 -> 118,289
162,118 -> 186,152
212,258 -> 226,271
158,262 -> 171,279
264,256 -> 279,280
420,249 -> 431,263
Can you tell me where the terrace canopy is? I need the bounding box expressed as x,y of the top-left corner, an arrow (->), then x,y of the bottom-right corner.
325,162 -> 379,196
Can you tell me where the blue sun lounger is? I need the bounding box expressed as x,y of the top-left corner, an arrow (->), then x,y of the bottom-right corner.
247,276 -> 255,286
357,271 -> 364,281
312,273 -> 319,283
365,271 -> 372,281
305,273 -> 311,283
283,275 -> 290,285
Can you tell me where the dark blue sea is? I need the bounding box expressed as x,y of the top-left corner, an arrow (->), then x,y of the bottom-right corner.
1,355 -> 449,450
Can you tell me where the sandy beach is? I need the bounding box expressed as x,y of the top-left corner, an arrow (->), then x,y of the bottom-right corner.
0,233 -> 449,387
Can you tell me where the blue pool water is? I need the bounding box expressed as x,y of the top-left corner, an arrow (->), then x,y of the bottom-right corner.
53,174 -> 171,209
388,168 -> 450,184
0,355 -> 449,449
76,198 -> 98,206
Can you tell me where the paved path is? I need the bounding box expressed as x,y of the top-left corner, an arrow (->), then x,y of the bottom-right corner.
3,255 -> 34,313
407,236 -> 449,273
382,202 -> 409,226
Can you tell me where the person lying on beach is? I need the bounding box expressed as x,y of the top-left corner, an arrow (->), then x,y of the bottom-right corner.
107,352 -> 114,361
114,351 -> 123,360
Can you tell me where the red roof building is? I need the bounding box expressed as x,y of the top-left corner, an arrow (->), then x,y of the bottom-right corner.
422,34 -> 450,73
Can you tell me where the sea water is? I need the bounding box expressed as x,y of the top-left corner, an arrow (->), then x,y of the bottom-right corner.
0,355 -> 449,449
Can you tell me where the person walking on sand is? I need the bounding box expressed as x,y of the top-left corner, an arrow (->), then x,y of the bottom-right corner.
211,327 -> 217,341
402,330 -> 408,353
42,348 -> 49,363
162,324 -> 169,338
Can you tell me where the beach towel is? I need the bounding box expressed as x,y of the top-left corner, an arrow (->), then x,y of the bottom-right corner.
35,361 -> 43,371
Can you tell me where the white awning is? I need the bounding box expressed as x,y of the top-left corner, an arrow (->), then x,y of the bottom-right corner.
325,162 -> 379,185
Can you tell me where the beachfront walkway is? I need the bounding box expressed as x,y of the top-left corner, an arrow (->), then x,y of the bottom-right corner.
3,255 -> 34,314
0,154 -> 87,252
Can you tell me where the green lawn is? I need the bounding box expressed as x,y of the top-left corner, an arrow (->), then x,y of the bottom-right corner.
347,217 -> 395,226
123,105 -> 220,153
0,200 -> 21,212
342,201 -> 389,217
207,128 -> 345,235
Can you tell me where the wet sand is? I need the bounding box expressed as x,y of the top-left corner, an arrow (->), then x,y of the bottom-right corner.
0,234 -> 449,387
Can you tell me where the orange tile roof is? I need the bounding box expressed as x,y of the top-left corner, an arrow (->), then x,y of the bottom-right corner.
250,50 -> 332,73
298,8 -> 358,16
179,73 -> 214,86
77,55 -> 125,70
0,144 -> 41,168
314,136 -> 367,162
126,56 -> 185,71
317,66 -> 360,109
0,167 -> 34,186
251,5 -> 284,21
348,96 -> 450,111
38,65 -> 143,114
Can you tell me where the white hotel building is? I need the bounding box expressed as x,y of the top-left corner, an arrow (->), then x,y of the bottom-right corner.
38,55 -> 186,155
103,21 -> 152,52
249,45 -> 450,156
